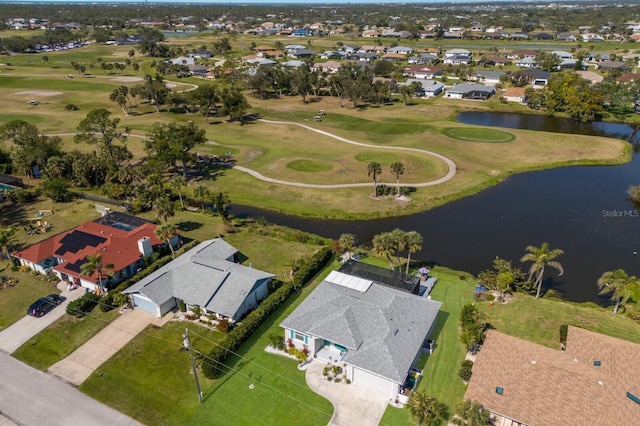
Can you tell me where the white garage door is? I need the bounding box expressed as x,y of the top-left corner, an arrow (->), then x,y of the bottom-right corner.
353,368 -> 395,398
132,294 -> 158,316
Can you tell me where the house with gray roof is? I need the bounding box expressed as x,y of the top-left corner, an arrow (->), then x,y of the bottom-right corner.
445,83 -> 495,100
123,239 -> 274,320
404,78 -> 445,97
280,270 -> 441,399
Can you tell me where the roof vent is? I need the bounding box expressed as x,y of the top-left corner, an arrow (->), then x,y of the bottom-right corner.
627,392 -> 640,405
594,360 -> 601,366
496,387 -> 504,395
598,381 -> 603,386
531,360 -> 537,365
393,329 -> 399,336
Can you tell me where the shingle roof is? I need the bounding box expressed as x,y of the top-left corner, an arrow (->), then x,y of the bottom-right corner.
464,327 -> 640,425
280,280 -> 441,383
124,239 -> 274,319
447,83 -> 495,94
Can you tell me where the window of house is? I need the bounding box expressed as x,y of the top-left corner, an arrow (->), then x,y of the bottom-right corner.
294,332 -> 305,342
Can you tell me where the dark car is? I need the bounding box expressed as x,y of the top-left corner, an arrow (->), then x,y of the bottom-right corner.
27,294 -> 63,317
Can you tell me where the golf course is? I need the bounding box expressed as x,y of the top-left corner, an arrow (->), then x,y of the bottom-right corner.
0,41 -> 630,220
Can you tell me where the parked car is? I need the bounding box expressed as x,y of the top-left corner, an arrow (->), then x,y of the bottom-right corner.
27,294 -> 63,317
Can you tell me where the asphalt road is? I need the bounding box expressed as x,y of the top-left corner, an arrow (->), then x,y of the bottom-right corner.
0,352 -> 142,426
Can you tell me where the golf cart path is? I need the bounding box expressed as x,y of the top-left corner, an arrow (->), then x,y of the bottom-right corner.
233,119 -> 457,189
46,120 -> 457,189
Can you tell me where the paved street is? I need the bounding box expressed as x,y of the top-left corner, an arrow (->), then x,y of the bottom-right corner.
0,282 -> 84,354
0,351 -> 142,426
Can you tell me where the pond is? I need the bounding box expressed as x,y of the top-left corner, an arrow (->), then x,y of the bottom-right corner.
230,113 -> 640,304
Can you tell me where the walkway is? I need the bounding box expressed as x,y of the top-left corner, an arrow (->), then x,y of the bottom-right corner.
48,309 -> 171,386
305,360 -> 389,426
0,351 -> 142,426
45,120 -> 457,190
0,282 -> 84,354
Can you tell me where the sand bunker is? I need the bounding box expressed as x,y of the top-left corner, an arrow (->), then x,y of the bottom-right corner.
15,90 -> 63,96
111,76 -> 144,83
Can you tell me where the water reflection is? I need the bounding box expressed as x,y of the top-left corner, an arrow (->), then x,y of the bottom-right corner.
231,113 -> 640,304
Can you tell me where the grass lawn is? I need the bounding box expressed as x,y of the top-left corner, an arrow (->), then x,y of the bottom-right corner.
380,267 -> 475,425
80,265 -> 338,426
0,259 -> 61,332
478,294 -> 640,348
12,308 -> 120,370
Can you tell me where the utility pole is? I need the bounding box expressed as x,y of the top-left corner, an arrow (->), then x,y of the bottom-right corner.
183,328 -> 203,404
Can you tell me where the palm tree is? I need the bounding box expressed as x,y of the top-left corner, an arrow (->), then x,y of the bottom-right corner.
367,161 -> 382,197
405,230 -> 423,275
372,232 -> 395,270
390,228 -> 407,269
520,242 -> 564,299
169,175 -> 187,209
390,161 -> 405,197
80,253 -> 114,294
284,257 -> 301,280
155,223 -> 178,258
408,391 -> 446,425
338,233 -> 356,258
597,269 -> 638,314
451,400 -> 494,426
193,185 -> 210,211
153,194 -> 174,223
0,228 -> 16,263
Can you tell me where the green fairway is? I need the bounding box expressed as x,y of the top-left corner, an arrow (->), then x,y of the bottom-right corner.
286,159 -> 333,172
443,127 -> 516,143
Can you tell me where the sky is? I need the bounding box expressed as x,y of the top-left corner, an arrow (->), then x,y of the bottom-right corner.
0,0 -> 523,3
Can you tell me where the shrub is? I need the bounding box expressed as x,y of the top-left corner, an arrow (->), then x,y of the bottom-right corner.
178,299 -> 186,312
192,305 -> 202,317
267,333 -> 283,348
202,248 -> 332,380
459,359 -> 474,382
67,292 -> 101,317
65,104 -> 79,111
216,318 -> 230,333
486,294 -> 495,302
559,324 -> 568,344
42,178 -> 68,201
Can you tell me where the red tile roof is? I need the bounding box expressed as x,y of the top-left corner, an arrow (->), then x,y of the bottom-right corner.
15,220 -> 161,283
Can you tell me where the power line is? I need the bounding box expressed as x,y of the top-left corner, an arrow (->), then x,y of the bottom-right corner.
7,290 -> 334,420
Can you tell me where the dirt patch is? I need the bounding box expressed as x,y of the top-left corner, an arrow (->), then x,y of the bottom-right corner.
14,90 -> 63,96
166,83 -> 177,89
111,76 -> 143,83
245,151 -> 263,162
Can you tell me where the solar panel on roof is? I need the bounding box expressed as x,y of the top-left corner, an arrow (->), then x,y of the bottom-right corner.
326,270 -> 373,293
55,230 -> 107,256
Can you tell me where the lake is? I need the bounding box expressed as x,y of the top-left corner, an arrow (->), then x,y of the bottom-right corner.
230,113 -> 640,304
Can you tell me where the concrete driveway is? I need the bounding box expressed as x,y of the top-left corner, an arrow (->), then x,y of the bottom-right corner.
305,359 -> 390,426
0,282 -> 84,354
48,308 -> 171,386
0,351 -> 142,426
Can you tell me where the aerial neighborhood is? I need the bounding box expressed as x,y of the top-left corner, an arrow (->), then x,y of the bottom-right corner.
0,2 -> 640,426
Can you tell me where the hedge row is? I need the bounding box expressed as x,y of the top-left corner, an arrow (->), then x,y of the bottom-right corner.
202,246 -> 334,379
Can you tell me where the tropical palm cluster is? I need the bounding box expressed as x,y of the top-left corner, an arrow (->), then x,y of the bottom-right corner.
372,228 -> 423,274
367,160 -> 406,197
